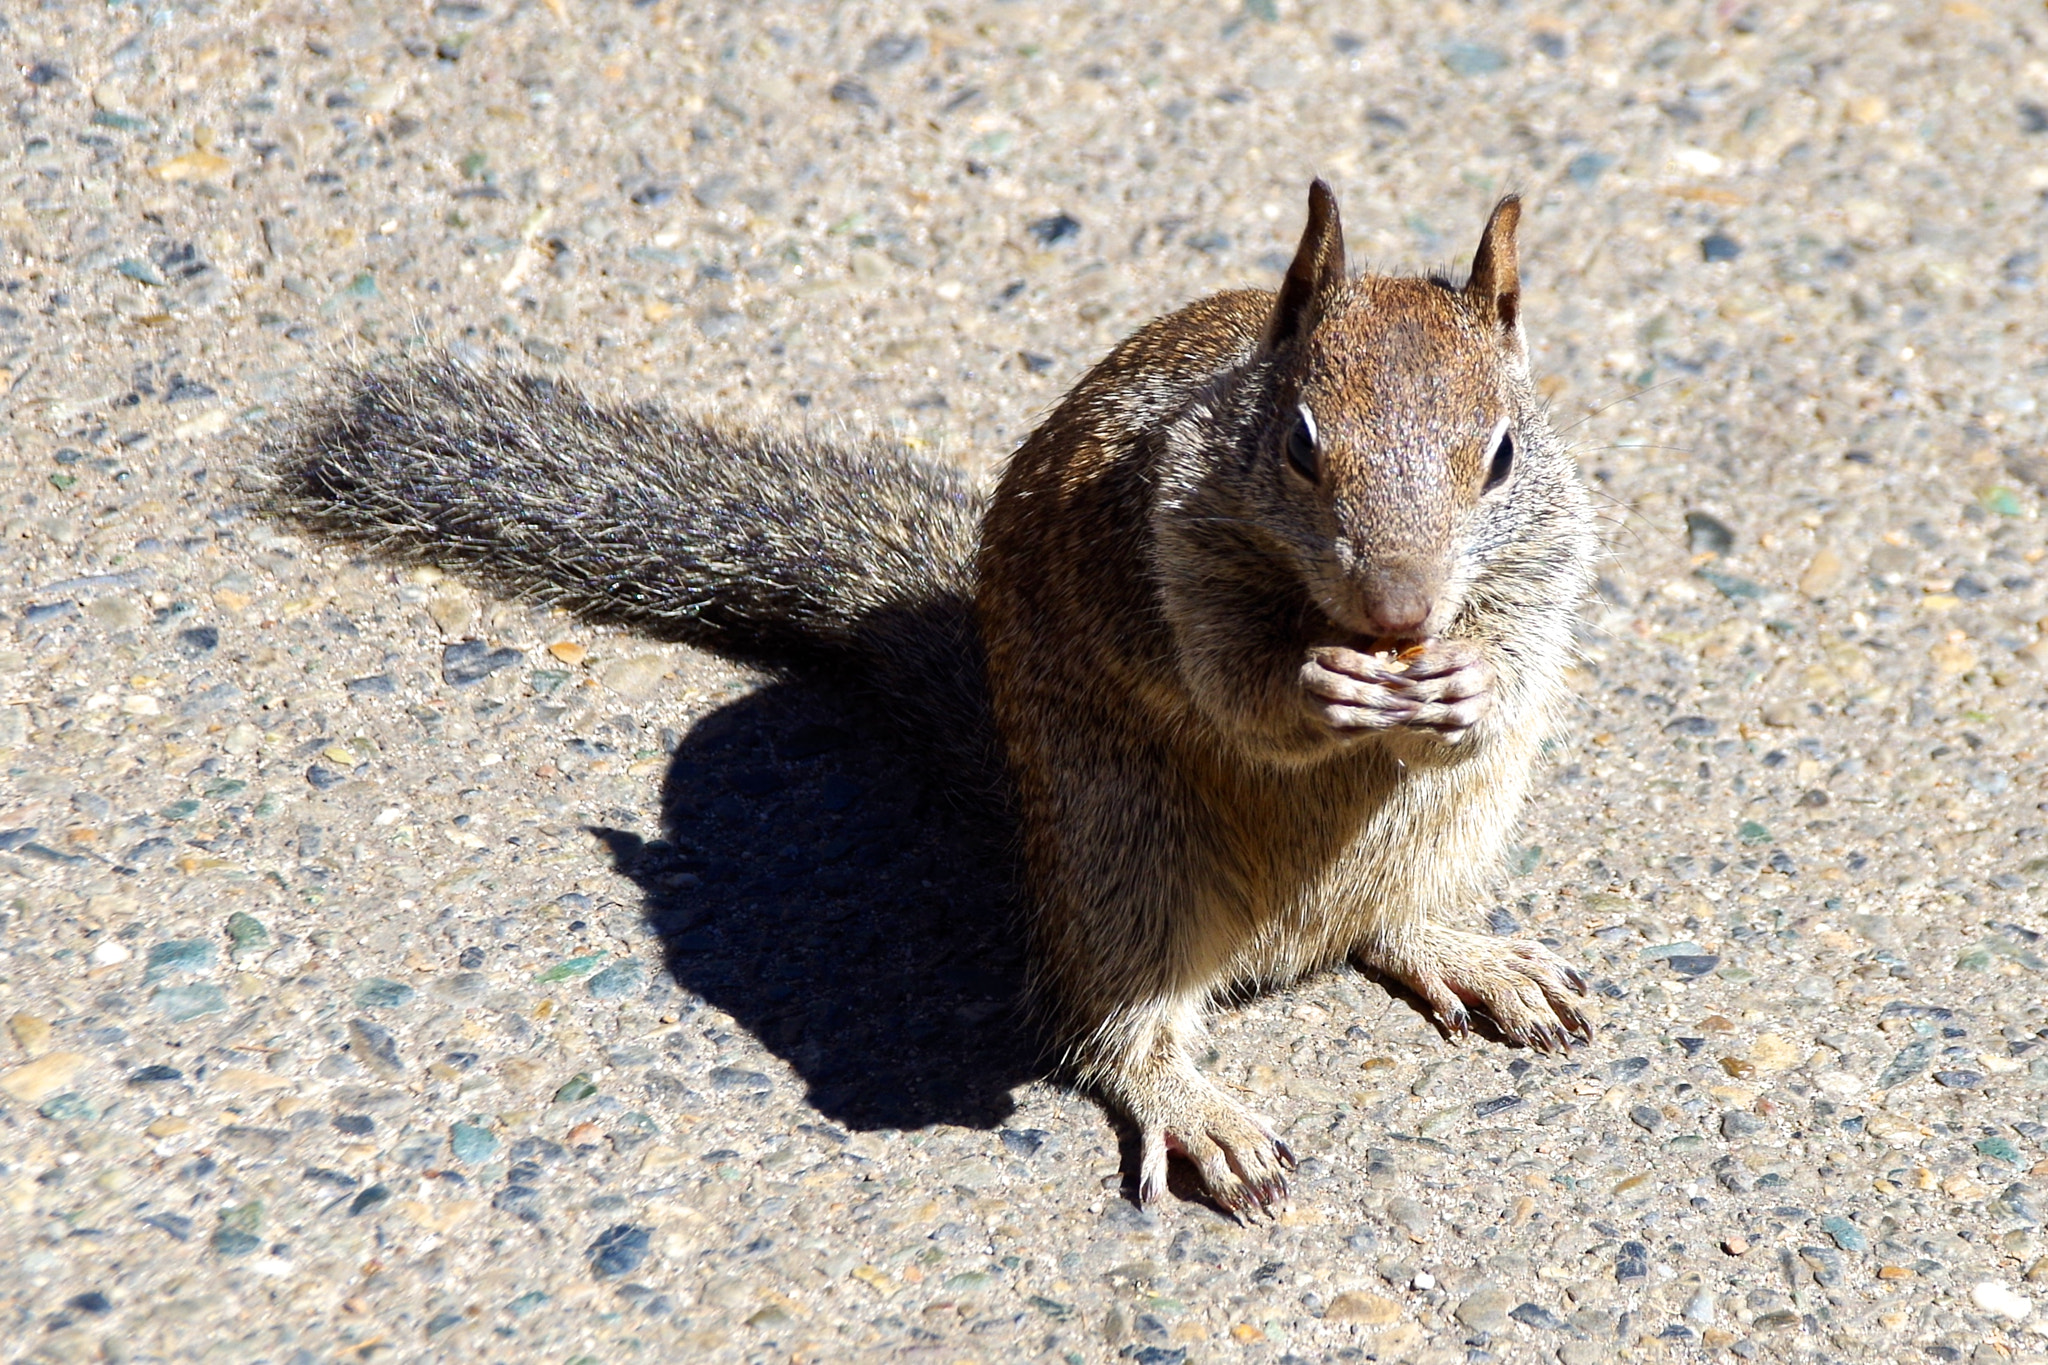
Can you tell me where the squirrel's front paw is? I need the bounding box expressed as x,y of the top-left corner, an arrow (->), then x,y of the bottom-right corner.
1138,1084 -> 1297,1221
1301,638 -> 1493,743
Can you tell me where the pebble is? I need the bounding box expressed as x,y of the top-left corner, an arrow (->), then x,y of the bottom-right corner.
353,978 -> 416,1009
8,1012 -> 53,1057
585,958 -> 646,1000
589,1224 -> 652,1278
1701,232 -> 1744,262
599,653 -> 669,700
1454,1286 -> 1512,1333
1440,41 -> 1509,76
442,640 -> 525,687
153,984 -> 226,1022
144,938 -> 216,982
1324,1291 -> 1401,1325
450,1122 -> 499,1163
2,1052 -> 89,1103
1684,511 -> 1735,555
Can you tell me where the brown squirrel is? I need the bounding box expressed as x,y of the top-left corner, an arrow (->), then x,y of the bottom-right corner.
265,180 -> 1596,1217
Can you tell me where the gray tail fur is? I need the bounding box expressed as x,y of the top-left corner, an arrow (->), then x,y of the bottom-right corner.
262,356 -> 998,783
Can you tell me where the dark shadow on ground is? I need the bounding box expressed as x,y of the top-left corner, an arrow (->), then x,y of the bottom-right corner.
590,677 -> 1037,1133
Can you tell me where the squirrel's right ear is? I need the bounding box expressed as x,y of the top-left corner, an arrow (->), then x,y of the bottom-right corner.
1465,195 -> 1522,334
1266,178 -> 1346,348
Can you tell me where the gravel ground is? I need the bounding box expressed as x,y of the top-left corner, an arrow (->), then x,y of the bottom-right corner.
4,3 -> 2048,1363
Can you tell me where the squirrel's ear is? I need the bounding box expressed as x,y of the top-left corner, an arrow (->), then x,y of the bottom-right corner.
1465,195 -> 1522,332
1267,178 -> 1346,348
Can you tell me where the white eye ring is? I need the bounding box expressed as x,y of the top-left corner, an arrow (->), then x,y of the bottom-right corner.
1298,404 -> 1319,446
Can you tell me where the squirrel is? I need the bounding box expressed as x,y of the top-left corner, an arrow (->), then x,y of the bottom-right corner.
264,180 -> 1597,1218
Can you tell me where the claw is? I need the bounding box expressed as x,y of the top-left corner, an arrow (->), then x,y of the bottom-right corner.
1564,965 -> 1591,995
1442,1003 -> 1471,1040
1275,1139 -> 1299,1171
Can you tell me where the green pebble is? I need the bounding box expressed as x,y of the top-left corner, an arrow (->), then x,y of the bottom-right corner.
585,958 -> 645,1001
1696,566 -> 1764,601
944,1272 -> 991,1291
115,257 -> 166,287
39,1092 -> 97,1121
91,110 -> 151,133
353,977 -> 416,1009
1976,1136 -> 2021,1165
202,777 -> 247,798
1508,845 -> 1543,877
1737,821 -> 1772,845
450,1122 -> 499,1163
528,668 -> 570,695
344,270 -> 377,297
225,912 -> 270,953
1981,486 -> 2024,517
161,798 -> 201,822
220,1200 -> 263,1233
506,1290 -> 549,1317
212,1229 -> 262,1257
1821,1215 -> 1869,1253
145,938 -> 217,982
153,982 -> 227,1022
535,951 -> 606,984
553,1072 -> 598,1104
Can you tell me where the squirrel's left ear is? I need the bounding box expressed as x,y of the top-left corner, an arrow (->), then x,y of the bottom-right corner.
1465,195 -> 1522,334
1267,178 -> 1347,348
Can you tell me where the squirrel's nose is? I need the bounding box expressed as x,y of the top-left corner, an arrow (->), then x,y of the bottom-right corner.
1351,562 -> 1439,639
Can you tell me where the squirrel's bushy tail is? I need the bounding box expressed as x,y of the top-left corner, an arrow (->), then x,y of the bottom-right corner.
263,356 -> 998,779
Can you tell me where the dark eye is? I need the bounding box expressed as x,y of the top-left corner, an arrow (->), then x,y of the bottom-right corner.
1285,405 -> 1320,483
1484,426 -> 1514,492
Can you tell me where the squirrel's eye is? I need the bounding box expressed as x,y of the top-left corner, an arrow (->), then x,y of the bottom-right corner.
1483,425 -> 1514,493
1285,405 -> 1320,483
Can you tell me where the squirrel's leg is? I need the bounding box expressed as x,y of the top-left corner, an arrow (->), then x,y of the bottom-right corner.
1366,927 -> 1592,1054
1079,996 -> 1296,1218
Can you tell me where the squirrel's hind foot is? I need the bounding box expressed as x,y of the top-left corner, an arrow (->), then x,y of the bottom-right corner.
1371,927 -> 1593,1054
1135,1084 -> 1297,1222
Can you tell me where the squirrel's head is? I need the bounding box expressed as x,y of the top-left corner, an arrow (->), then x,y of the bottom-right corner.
1252,180 -> 1534,645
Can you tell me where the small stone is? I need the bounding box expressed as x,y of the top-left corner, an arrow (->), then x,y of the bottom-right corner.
547,641 -> 587,666
1455,1286 -> 1513,1334
586,959 -> 646,1001
1798,547 -> 1846,597
349,1184 -> 391,1216
1385,1195 -> 1430,1236
1722,1110 -> 1767,1138
1629,1104 -> 1664,1133
450,1122 -> 499,1163
225,912 -> 269,957
348,1017 -> 404,1073
153,983 -> 227,1022
589,1224 -> 653,1278
8,1012 -> 53,1057
1971,1281 -> 2033,1322
442,640 -> 525,687
1324,1291 -> 1400,1325
353,977 -> 416,1009
426,590 -> 475,636
144,938 -> 217,982
1701,232 -> 1743,262
344,674 -> 395,696
1441,40 -> 1509,75
1027,213 -> 1081,246
599,653 -> 669,700
1935,1070 -> 1986,1089
1684,511 -> 1735,555
1759,701 -> 1800,727
553,1072 -> 599,1104
3,1051 -> 89,1103
1616,1241 -> 1649,1281
175,626 -> 219,656
128,1063 -> 183,1084
90,939 -> 131,966
1722,1235 -> 1750,1255
536,952 -> 606,983
1510,1302 -> 1569,1330
1821,1215 -> 1869,1253
306,765 -> 344,790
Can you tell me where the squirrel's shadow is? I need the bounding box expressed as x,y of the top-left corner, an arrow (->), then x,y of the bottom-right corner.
589,676 -> 1035,1133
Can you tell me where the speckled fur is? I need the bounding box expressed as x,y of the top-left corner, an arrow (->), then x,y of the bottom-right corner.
263,184 -> 1597,1218
977,186 -> 1596,1212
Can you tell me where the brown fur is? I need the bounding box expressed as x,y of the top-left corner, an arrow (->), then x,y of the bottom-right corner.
977,184 -> 1594,1212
